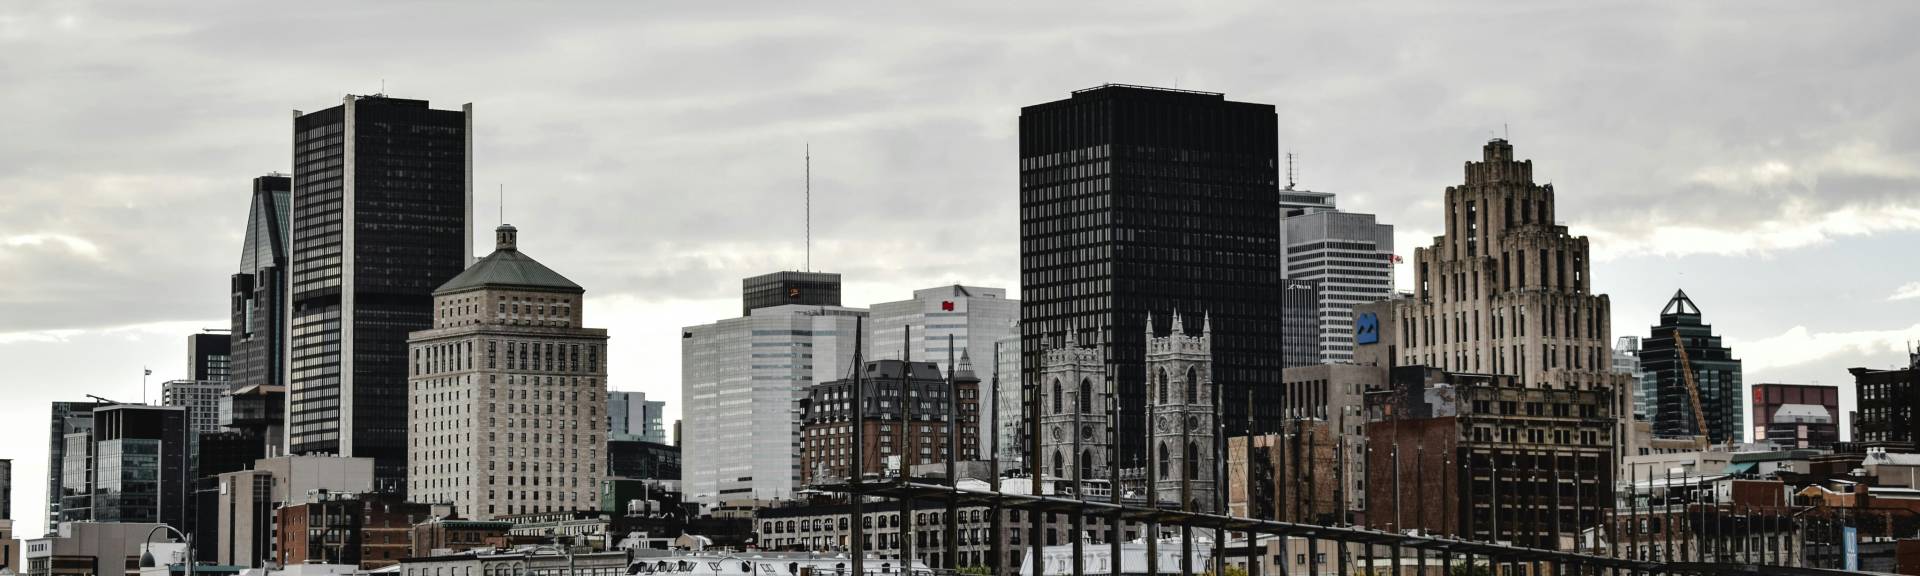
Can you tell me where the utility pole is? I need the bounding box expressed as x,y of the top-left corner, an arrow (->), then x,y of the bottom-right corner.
850,316 -> 865,576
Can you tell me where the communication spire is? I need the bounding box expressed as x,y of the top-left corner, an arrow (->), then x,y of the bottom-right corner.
805,143 -> 811,272
1286,152 -> 1297,191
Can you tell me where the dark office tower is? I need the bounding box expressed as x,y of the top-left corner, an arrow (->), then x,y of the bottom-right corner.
0,458 -> 11,520
1641,290 -> 1744,445
1280,279 -> 1321,369
742,271 -> 842,315
1019,84 -> 1282,458
88,405 -> 191,528
43,401 -> 102,533
232,174 -> 292,390
288,95 -> 472,493
188,332 -> 232,382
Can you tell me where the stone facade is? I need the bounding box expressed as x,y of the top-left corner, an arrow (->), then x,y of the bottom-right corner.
406,224 -> 609,520
1146,312 -> 1214,511
1373,139 -> 1623,392
798,359 -> 980,485
1036,333 -> 1111,484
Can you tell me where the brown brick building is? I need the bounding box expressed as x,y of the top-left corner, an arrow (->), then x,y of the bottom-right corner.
1226,422 -> 1340,525
409,518 -> 513,557
799,359 -> 980,485
276,492 -> 432,569
1364,367 -> 1616,550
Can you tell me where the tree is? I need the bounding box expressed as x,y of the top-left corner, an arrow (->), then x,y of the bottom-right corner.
1202,566 -> 1249,576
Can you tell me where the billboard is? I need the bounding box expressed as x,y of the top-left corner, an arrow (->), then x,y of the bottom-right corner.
1355,312 -> 1380,345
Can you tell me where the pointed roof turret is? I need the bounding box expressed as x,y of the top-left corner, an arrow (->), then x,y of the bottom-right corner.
1202,310 -> 1212,337
954,348 -> 978,381
1065,320 -> 1079,348
1661,289 -> 1701,316
1145,311 -> 1155,338
1171,308 -> 1184,335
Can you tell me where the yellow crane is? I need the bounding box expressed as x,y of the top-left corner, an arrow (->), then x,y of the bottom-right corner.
1672,328 -> 1712,450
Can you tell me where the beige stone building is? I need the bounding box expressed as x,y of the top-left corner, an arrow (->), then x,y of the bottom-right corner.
407,224 -> 609,519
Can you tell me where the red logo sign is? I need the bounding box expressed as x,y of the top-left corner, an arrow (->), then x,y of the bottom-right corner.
941,300 -> 955,311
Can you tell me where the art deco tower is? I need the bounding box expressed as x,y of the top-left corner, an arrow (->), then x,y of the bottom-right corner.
1385,139 -> 1621,391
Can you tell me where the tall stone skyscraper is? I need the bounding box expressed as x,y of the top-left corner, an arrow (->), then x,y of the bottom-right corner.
288,95 -> 471,492
1380,139 -> 1621,391
405,224 -> 607,519
1641,290 -> 1744,445
1019,85 -> 1281,460
232,174 -> 291,390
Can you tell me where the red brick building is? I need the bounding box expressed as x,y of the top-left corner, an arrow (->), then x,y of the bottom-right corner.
799,359 -> 979,485
276,492 -> 432,569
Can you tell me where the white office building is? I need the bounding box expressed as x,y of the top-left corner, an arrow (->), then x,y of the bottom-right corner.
869,285 -> 1018,447
608,391 -> 667,443
161,379 -> 229,437
1279,209 -> 1395,364
680,303 -> 870,507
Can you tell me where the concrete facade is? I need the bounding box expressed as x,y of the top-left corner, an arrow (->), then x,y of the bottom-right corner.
1277,363 -> 1381,513
679,303 -> 869,506
607,392 -> 666,444
1279,209 -> 1395,365
23,521 -> 165,576
870,285 -> 1018,453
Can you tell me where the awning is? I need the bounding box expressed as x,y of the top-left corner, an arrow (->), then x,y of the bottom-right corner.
1725,462 -> 1757,475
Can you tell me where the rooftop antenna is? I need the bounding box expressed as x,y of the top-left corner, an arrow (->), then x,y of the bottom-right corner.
1504,122 -> 1510,140
1285,152 -> 1297,191
499,184 -> 505,225
805,143 -> 811,272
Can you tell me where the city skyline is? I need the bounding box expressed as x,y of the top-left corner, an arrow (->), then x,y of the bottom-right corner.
4,1 -> 1920,540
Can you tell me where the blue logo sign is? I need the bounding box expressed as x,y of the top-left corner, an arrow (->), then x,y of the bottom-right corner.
1355,312 -> 1380,345
1844,526 -> 1859,571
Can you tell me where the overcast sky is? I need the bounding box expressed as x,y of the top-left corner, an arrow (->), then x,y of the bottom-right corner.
4,1 -> 1919,535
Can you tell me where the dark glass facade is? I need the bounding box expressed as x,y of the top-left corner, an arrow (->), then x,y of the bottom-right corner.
231,174 -> 291,391
43,401 -> 102,531
608,440 -> 683,481
1281,278 -> 1321,369
1641,291 -> 1743,445
742,271 -> 842,315
188,333 -> 231,382
289,96 -> 470,492
88,405 -> 190,531
1019,85 -> 1282,461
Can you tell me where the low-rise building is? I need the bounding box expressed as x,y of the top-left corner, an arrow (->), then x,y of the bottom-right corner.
410,518 -> 513,558
276,492 -> 431,569
24,522 -> 166,576
798,359 -> 979,486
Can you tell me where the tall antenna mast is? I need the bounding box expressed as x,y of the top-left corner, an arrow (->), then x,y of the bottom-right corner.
1285,152 -> 1297,190
805,143 -> 811,272
498,184 -> 505,225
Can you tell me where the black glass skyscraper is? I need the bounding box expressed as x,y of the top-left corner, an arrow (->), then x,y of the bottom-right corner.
1641,290 -> 1744,445
1019,85 -> 1282,460
288,95 -> 471,492
231,174 -> 291,390
187,332 -> 231,382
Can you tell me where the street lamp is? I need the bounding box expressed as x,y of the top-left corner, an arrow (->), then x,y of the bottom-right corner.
138,525 -> 193,576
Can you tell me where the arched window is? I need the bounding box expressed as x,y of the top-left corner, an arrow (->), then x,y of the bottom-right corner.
1157,369 -> 1169,404
1186,442 -> 1200,479
1051,380 -> 1062,414
1185,367 -> 1198,404
1052,451 -> 1064,478
1079,379 -> 1093,413
1080,449 -> 1093,479
1157,442 -> 1170,479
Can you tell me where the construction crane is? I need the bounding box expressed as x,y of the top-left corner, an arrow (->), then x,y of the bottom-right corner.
1672,329 -> 1711,450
